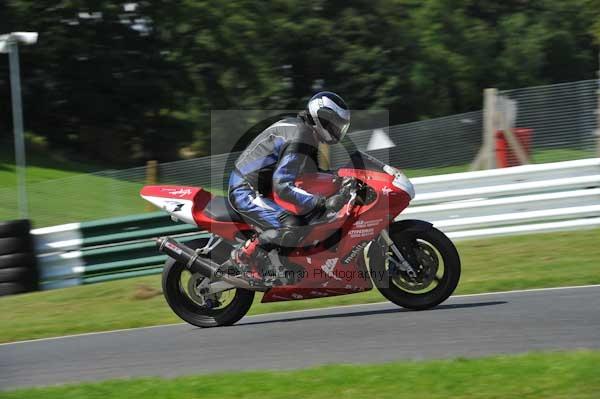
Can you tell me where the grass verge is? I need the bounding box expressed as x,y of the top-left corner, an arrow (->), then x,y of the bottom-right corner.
0,147 -> 144,226
0,228 -> 598,344
1,351 -> 599,398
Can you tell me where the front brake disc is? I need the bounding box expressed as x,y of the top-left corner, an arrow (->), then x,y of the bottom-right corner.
390,241 -> 439,291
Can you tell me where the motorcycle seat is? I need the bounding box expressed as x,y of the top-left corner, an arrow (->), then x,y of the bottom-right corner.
204,196 -> 245,223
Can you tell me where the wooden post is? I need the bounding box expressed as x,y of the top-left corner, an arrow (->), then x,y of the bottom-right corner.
471,88 -> 498,170
484,88 -> 498,169
145,160 -> 158,211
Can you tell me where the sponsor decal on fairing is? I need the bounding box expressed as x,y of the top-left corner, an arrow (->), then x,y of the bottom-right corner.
161,188 -> 193,198
349,219 -> 383,238
320,258 -> 342,281
341,241 -> 369,264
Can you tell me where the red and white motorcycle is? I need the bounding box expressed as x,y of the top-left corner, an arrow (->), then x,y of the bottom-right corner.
141,151 -> 460,327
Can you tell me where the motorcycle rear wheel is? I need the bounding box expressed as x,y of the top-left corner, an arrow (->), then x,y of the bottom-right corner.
371,225 -> 461,310
162,239 -> 254,327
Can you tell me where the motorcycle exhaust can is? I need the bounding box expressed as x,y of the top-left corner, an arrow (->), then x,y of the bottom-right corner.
155,236 -> 263,291
156,236 -> 217,277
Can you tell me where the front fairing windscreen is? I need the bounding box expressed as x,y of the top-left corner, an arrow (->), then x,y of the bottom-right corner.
343,151 -> 387,172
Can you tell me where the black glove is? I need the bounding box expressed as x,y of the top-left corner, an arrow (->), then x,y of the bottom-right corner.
305,196 -> 327,220
306,195 -> 343,222
325,176 -> 357,211
325,194 -> 348,213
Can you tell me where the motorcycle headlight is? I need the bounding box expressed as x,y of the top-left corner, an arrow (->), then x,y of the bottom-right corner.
383,165 -> 415,199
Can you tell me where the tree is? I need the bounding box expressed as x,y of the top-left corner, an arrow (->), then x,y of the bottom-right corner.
1,0 -> 598,165
2,1 -> 194,164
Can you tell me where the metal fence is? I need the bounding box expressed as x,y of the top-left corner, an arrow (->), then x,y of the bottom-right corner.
500,79 -> 598,164
331,110 -> 484,171
0,79 -> 598,227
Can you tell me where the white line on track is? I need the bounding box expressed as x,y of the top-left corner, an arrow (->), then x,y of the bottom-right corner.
1,283 -> 599,348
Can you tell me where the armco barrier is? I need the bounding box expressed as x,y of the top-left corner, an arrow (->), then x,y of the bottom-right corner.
32,212 -> 208,290
33,158 -> 600,290
397,158 -> 600,239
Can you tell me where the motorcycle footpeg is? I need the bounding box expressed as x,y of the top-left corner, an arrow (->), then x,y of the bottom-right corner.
216,260 -> 242,277
240,268 -> 282,288
245,276 -> 272,289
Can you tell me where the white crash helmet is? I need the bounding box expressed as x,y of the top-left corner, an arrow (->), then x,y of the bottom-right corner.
307,91 -> 350,144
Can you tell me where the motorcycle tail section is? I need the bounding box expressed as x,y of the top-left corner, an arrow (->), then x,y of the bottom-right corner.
140,185 -> 211,225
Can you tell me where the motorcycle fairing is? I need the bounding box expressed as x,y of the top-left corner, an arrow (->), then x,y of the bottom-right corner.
141,151 -> 413,303
141,185 -> 252,242
262,170 -> 411,302
140,185 -> 201,226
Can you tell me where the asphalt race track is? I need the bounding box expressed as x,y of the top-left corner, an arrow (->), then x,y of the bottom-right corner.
1,285 -> 599,390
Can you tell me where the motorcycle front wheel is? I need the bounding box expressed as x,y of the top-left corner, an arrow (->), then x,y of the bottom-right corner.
370,224 -> 461,310
162,239 -> 254,327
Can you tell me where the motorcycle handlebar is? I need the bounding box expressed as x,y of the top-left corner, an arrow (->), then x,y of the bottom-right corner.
326,177 -> 360,213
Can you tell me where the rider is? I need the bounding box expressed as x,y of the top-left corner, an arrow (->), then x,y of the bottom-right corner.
227,91 -> 351,277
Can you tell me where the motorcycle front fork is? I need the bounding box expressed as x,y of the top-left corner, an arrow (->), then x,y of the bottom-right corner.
380,230 -> 418,280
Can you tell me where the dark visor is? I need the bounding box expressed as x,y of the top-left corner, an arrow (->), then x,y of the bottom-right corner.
317,108 -> 350,140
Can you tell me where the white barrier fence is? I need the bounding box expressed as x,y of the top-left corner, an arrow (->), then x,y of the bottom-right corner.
398,158 -> 600,239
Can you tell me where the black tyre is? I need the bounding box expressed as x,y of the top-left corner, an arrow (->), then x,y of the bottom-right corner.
0,282 -> 29,296
0,267 -> 32,283
0,253 -> 36,269
162,238 -> 255,328
0,237 -> 32,256
371,224 -> 461,310
0,220 -> 31,238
